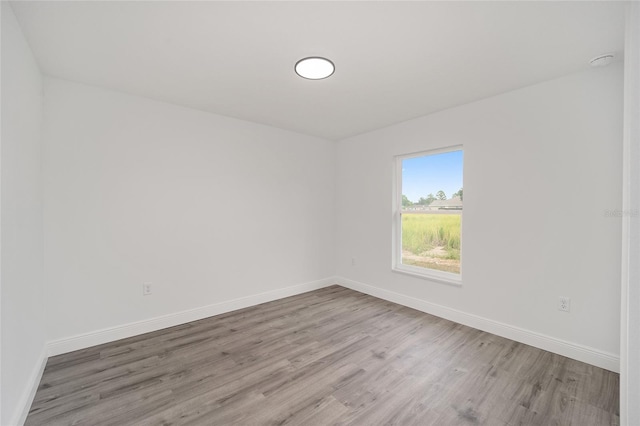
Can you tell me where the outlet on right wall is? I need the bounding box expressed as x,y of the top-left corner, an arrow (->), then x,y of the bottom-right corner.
335,63 -> 623,370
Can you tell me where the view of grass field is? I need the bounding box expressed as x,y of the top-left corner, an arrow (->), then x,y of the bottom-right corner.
400,149 -> 463,274
401,213 -> 461,274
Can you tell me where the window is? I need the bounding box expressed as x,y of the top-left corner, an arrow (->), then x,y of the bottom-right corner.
393,146 -> 463,284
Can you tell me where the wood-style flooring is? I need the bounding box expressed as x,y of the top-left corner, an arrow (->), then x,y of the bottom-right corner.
25,285 -> 619,425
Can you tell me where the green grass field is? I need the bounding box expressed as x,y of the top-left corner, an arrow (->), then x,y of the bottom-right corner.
401,213 -> 461,273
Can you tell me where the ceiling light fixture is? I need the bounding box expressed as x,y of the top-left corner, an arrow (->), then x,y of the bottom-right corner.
295,57 -> 335,80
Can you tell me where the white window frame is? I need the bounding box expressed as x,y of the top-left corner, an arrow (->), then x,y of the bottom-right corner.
392,145 -> 463,286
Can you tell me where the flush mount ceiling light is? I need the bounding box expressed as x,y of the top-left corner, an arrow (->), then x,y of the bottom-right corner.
295,57 -> 335,80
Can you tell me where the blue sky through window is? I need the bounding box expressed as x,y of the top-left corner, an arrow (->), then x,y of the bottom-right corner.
402,150 -> 463,203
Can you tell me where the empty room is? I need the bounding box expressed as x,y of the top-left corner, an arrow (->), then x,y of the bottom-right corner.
2,1 -> 639,425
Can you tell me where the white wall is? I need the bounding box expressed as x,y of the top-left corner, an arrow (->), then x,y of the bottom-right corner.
336,64 -> 623,366
1,3 -> 47,425
42,78 -> 336,343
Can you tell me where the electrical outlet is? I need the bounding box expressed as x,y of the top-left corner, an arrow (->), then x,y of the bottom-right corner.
351,257 -> 356,266
558,296 -> 571,312
143,282 -> 152,296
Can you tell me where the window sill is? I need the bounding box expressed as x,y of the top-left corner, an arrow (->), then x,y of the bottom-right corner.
392,265 -> 462,287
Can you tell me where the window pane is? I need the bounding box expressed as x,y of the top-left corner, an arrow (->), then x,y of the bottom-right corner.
401,213 -> 461,274
399,149 -> 463,276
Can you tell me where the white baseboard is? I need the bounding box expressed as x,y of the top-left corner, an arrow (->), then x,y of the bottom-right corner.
10,345 -> 48,426
47,277 -> 336,357
335,276 -> 620,373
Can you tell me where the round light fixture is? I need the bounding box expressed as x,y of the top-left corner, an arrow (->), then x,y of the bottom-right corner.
295,57 -> 335,80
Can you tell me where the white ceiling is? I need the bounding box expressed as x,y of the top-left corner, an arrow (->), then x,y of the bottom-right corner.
10,1 -> 626,141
